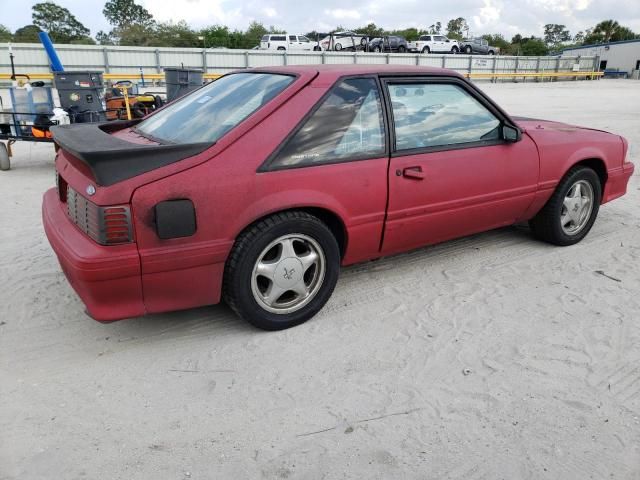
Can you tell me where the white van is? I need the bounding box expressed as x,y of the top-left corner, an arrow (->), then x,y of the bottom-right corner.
259,34 -> 314,51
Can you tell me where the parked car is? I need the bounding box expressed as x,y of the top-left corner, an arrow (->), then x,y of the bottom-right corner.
459,37 -> 499,55
259,34 -> 314,51
44,65 -> 634,330
320,31 -> 368,51
368,36 -> 409,53
408,35 -> 460,54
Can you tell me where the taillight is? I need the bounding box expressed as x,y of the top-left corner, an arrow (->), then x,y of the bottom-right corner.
101,206 -> 133,244
65,184 -> 134,245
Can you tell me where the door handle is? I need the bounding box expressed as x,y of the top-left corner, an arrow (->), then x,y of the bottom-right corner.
399,166 -> 425,180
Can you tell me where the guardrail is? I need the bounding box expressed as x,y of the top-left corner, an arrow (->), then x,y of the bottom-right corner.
0,73 -> 222,81
0,43 -> 599,80
0,71 -> 603,83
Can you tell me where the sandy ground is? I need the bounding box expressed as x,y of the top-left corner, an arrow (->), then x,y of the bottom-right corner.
1,79 -> 639,480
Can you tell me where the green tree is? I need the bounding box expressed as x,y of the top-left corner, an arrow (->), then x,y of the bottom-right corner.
32,1 -> 92,43
117,24 -> 157,46
446,17 -> 468,40
244,21 -> 268,48
428,22 -> 442,34
96,30 -> 116,45
390,27 -> 422,41
586,20 -> 619,43
154,21 -> 199,47
200,25 -> 231,48
543,23 -> 571,47
573,31 -> 585,44
610,26 -> 637,41
0,24 -> 12,42
354,23 -> 385,38
103,0 -> 154,29
519,37 -> 548,55
70,36 -> 96,45
481,34 -> 512,54
12,25 -> 41,43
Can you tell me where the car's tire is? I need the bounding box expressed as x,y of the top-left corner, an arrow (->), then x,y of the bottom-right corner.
422,46 -> 430,54
313,45 -> 321,51
465,45 -> 472,54
488,50 -> 495,55
529,166 -> 602,246
451,46 -> 459,54
373,46 -> 381,53
277,46 -> 286,51
360,37 -> 368,46
334,43 -> 343,51
0,142 -> 10,171
223,211 -> 341,330
398,45 -> 406,53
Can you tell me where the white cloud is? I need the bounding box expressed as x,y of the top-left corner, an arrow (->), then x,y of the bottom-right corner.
263,7 -> 278,18
5,0 -> 640,40
473,0 -> 502,29
324,9 -> 362,21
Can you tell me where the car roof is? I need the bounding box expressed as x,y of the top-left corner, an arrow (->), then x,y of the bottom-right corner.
249,64 -> 464,82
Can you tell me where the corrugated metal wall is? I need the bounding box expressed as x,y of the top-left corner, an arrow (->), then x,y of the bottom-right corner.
562,41 -> 640,72
0,42 -> 598,78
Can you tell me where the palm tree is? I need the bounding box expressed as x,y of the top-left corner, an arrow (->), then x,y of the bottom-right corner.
592,20 -> 619,42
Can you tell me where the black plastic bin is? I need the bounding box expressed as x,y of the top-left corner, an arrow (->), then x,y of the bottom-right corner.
164,68 -> 204,102
54,71 -> 106,123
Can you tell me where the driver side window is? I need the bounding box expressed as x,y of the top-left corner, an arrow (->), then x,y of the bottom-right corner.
388,82 -> 501,151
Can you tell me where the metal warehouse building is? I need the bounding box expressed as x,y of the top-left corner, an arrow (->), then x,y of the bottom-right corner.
562,39 -> 640,77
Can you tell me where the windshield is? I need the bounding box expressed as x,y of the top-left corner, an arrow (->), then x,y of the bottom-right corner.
135,72 -> 295,144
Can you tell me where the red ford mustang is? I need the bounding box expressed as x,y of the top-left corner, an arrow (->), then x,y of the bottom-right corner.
43,65 -> 634,330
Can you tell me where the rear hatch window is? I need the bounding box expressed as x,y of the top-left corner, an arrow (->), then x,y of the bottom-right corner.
135,72 -> 295,144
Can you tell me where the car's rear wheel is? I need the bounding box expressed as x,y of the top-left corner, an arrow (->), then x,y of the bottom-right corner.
451,46 -> 459,54
398,45 -> 406,53
223,211 -> 340,330
422,46 -> 430,54
373,46 -> 381,52
529,166 -> 602,246
334,43 -> 343,51
488,50 -> 495,55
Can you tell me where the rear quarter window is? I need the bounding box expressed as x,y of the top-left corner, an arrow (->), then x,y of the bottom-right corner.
269,78 -> 386,168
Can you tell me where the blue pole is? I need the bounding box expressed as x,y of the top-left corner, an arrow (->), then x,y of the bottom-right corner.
38,32 -> 64,72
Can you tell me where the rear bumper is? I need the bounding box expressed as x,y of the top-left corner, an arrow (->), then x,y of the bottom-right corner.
42,188 -> 146,321
603,162 -> 635,203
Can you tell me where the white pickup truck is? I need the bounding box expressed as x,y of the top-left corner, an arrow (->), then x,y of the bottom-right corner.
407,35 -> 460,54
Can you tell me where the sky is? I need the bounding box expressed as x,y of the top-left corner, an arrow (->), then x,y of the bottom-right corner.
2,0 -> 640,40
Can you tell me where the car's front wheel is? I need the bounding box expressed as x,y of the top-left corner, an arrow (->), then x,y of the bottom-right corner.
451,46 -> 459,54
223,211 -> 340,330
422,46 -> 430,54
465,45 -> 472,54
529,166 -> 602,246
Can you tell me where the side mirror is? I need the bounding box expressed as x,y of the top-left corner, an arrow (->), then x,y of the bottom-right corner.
446,39 -> 450,42
503,124 -> 521,142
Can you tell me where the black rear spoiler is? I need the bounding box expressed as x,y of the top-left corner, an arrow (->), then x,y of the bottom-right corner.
51,120 -> 211,186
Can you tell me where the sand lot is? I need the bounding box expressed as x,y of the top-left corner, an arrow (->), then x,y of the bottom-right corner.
1,79 -> 639,479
